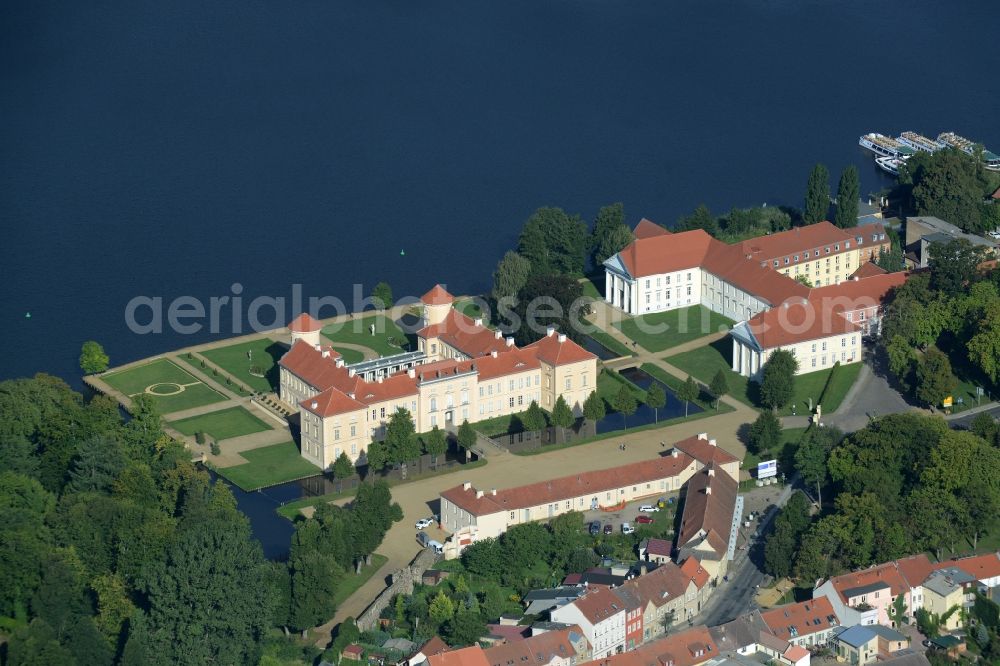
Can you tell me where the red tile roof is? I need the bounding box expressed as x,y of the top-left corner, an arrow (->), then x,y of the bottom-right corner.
419,637 -> 450,658
579,626 -> 718,666
524,330 -> 597,365
618,229 -> 715,278
615,559 -> 706,613
301,387 -> 366,417
992,186 -> 1000,200
760,597 -> 839,642
634,218 -> 671,239
672,435 -> 739,468
441,453 -> 696,517
569,586 -> 625,624
646,538 -> 672,557
288,312 -> 324,332
428,646 -> 490,666
828,561 -> 912,600
422,284 -> 455,305
417,309 -> 511,358
745,300 -> 862,349
484,627 -> 584,665
895,554 -> 935,588
851,262 -> 888,279
679,557 -> 710,589
934,552 -> 1000,582
734,221 -> 855,263
675,467 -> 738,560
808,271 -> 909,309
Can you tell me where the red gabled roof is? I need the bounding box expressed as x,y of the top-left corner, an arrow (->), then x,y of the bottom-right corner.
422,284 -> 455,305
672,435 -> 739,467
734,221 -> 854,263
618,229 -> 715,278
300,387 -> 365,417
934,552 -> 1000,582
829,561 -> 911,600
675,467 -> 738,559
634,218 -> 671,239
288,312 -> 324,333
419,636 -> 450,658
524,330 -> 597,366
851,262 -> 888,279
680,557 -> 710,589
577,626 -> 718,666
807,271 -> 909,308
570,586 -> 626,623
745,300 -> 862,349
760,597 -> 839,642
417,309 -> 510,358
428,646 -> 490,666
646,538 -> 672,556
896,554 -> 935,588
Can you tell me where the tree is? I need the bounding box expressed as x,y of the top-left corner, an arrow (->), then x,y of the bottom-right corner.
384,408 -> 421,465
457,420 -> 477,460
590,202 -> 633,266
517,207 -> 589,277
333,451 -> 355,480
423,425 -> 448,464
428,591 -> 455,626
910,148 -> 989,233
611,384 -> 637,428
67,436 -> 126,494
365,438 -> 388,471
582,391 -> 605,422
709,369 -> 729,409
491,251 -> 532,304
446,609 -> 486,647
677,376 -> 698,417
521,400 -> 547,431
970,412 -> 998,443
834,165 -> 860,228
804,163 -> 830,224
967,299 -> 1000,384
371,282 -> 393,310
677,204 -> 719,236
888,593 -> 908,628
645,383 -> 665,422
551,395 -> 575,430
915,348 -> 957,408
137,518 -> 272,664
795,428 -> 835,507
929,238 -> 986,293
747,410 -> 781,455
79,341 -> 110,374
875,227 -> 905,273
760,350 -> 797,411
506,273 -> 588,346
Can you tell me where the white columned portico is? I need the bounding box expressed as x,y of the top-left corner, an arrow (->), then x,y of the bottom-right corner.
732,338 -> 741,372
605,272 -> 612,304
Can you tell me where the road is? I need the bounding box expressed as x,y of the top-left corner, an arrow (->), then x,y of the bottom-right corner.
693,474 -> 801,627
947,402 -> 1000,430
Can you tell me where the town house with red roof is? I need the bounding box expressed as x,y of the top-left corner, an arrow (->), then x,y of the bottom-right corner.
278,285 -> 597,469
550,586 -> 627,659
604,219 -> 898,381
812,555 -> 935,628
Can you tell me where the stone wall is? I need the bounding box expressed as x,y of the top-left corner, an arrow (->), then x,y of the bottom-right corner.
356,547 -> 439,631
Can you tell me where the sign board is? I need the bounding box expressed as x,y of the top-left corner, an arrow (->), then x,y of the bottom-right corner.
942,396 -> 953,408
757,459 -> 778,479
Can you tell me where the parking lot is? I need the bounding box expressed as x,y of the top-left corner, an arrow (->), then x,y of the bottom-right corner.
577,493 -> 681,535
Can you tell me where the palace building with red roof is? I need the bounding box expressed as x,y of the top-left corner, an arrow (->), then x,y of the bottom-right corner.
278,285 -> 597,470
604,219 -> 900,382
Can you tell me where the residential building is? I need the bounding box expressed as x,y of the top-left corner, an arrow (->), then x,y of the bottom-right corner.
279,285 -> 597,468
935,552 -> 1000,589
439,433 -> 730,547
921,568 -> 973,631
428,646 -> 492,666
639,538 -> 673,565
410,637 -> 451,666
577,625 -> 720,666
524,587 -> 587,616
833,624 -> 908,666
550,587 -> 627,659
813,555 -> 934,627
760,598 -> 841,648
903,215 -> 999,268
604,219 -> 897,381
674,465 -> 740,582
611,558 -> 711,646
483,626 -> 590,666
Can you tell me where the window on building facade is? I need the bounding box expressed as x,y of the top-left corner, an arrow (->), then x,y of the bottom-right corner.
430,397 -> 437,411
565,378 -> 571,390
431,415 -> 437,427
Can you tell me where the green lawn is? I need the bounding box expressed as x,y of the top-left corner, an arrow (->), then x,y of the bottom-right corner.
335,347 -> 366,365
613,305 -> 734,352
175,355 -> 252,397
454,298 -> 486,321
588,329 -> 635,358
216,441 -> 321,491
639,363 -> 730,412
169,406 -> 272,441
667,338 -> 862,416
580,276 -> 603,300
332,554 -> 388,608
596,368 -> 647,410
200,339 -> 288,393
322,315 -> 409,357
102,359 -> 227,413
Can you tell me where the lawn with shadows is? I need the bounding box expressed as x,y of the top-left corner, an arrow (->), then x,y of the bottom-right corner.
216,441 -> 321,491
169,406 -> 271,441
201,338 -> 288,393
613,305 -> 734,352
102,358 -> 226,413
323,314 -> 411,357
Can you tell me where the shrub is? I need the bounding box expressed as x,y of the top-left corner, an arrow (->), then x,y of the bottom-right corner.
195,431 -> 205,445
200,359 -> 206,368
210,440 -> 221,456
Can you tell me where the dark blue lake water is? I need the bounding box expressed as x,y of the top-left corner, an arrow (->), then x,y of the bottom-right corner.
2,0 -> 996,384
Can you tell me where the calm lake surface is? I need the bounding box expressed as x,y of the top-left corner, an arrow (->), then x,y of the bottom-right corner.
2,0 -> 997,384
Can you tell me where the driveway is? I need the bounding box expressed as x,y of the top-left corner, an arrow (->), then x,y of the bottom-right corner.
822,356 -> 916,432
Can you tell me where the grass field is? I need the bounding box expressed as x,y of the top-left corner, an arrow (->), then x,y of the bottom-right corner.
454,298 -> 486,321
216,441 -> 321,491
201,339 -> 287,393
613,305 -> 734,352
639,363 -> 734,414
103,358 -> 226,413
667,338 -> 862,416
175,355 -> 252,397
335,347 -> 365,364
588,329 -> 635,358
596,368 -> 646,409
323,314 -> 409,357
580,276 -> 603,300
332,554 -> 388,608
169,406 -> 272,441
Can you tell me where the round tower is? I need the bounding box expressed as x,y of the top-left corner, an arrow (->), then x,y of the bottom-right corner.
420,284 -> 454,327
287,312 -> 323,347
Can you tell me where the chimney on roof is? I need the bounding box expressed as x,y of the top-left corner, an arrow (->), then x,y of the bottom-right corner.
314,343 -> 322,352
558,333 -> 566,343
311,401 -> 318,409
476,490 -> 484,499
708,468 -> 715,477
546,326 -> 556,337
783,302 -> 789,309
491,488 -> 497,496
474,318 -> 483,327
348,368 -> 356,377
407,368 -> 416,378
348,392 -> 355,399
506,337 -> 515,347
705,487 -> 712,495
491,350 -> 498,358
462,482 -> 471,491
671,449 -> 679,458
697,433 -> 708,440
321,350 -> 330,358
335,358 -> 345,368
708,438 -> 717,447
853,276 -> 859,281
436,370 -> 441,378
377,376 -> 384,384
495,330 -> 503,340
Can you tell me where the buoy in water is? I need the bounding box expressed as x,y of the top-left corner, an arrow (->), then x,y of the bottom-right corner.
25,312 -> 31,319
400,249 -> 405,256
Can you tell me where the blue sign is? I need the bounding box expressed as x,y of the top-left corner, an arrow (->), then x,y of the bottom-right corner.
757,459 -> 777,479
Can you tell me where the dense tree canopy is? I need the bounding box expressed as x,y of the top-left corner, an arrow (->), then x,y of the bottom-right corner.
834,165 -> 859,228
903,147 -> 998,233
491,251 -> 532,305
804,163 -> 830,224
517,207 -> 589,277
759,350 -> 797,411
590,202 -> 633,267
503,273 -> 588,346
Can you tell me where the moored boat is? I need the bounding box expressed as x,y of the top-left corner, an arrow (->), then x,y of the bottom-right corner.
875,156 -> 904,177
938,132 -> 1000,171
897,131 -> 944,153
859,133 -> 915,159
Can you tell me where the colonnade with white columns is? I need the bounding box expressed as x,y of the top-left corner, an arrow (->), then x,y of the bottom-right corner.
605,271 -> 636,314
731,337 -> 764,379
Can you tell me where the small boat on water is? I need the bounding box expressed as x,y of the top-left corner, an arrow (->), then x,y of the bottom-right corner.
897,131 -> 944,153
937,132 -> 1000,171
875,156 -> 904,177
859,133 -> 915,159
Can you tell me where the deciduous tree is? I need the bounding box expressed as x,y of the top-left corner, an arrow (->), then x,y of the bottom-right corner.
333,451 -> 355,479
384,408 -> 421,465
457,420 -> 477,460
760,350 -> 797,411
551,395 -> 575,429
517,207 -> 589,277
521,400 -> 547,431
79,341 -> 110,374
491,251 -> 532,304
590,202 -> 633,266
645,383 -> 665,422
747,410 -> 780,455
611,384 -> 637,428
915,348 -> 957,408
371,282 -> 393,310
677,376 -> 698,417
423,426 -> 448,463
582,391 -> 605,422
709,369 -> 729,409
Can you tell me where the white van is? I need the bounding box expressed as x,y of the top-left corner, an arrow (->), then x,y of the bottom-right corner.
427,540 -> 444,555
621,522 -> 635,535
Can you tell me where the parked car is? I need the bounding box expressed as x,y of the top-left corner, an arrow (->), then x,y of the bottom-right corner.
603,523 -> 613,535
635,515 -> 654,525
589,521 -> 601,536
427,540 -> 444,555
639,505 -> 659,513
416,531 -> 431,547
621,522 -> 635,535
415,517 -> 434,529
